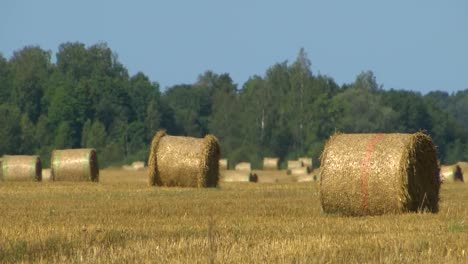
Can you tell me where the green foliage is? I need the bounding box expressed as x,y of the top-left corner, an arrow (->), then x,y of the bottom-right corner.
0,43 -> 466,166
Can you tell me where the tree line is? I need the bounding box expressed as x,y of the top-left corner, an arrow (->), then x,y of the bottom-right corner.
0,42 -> 466,168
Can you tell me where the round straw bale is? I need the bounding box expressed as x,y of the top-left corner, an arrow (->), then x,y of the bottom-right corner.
289,167 -> 309,176
320,132 -> 439,216
263,157 -> 279,170
440,165 -> 464,183
51,149 -> 99,182
219,159 -> 229,170
298,157 -> 313,170
148,130 -> 220,187
220,170 -> 256,183
131,161 -> 145,170
287,160 -> 303,169
1,155 -> 41,181
42,168 -> 53,181
296,174 -> 314,183
235,162 -> 251,171
122,165 -> 134,171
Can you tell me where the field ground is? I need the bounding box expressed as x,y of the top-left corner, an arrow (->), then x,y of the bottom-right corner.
0,169 -> 467,263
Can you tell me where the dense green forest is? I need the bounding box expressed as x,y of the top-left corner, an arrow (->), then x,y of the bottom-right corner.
0,42 -> 467,168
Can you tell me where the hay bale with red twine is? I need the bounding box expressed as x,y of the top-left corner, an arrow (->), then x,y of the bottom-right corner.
1,155 -> 42,181
51,149 -> 99,182
320,132 -> 440,216
148,130 -> 220,187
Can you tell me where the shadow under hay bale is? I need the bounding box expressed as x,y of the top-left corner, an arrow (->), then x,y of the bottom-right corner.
51,149 -> 99,182
0,155 -> 41,182
42,168 -> 52,181
440,165 -> 464,183
320,132 -> 440,216
148,130 -> 220,187
287,160 -> 303,170
220,170 -> 257,183
235,162 -> 251,171
219,159 -> 229,170
263,157 -> 279,170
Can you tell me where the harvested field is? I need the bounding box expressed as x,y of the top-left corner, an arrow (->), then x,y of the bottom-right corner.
0,168 -> 466,263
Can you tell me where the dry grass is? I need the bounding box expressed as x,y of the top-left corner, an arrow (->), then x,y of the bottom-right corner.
0,168 -> 467,263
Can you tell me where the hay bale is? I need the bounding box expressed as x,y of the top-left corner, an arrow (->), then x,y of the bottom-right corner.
148,130 -> 220,187
287,160 -> 303,169
320,132 -> 439,216
122,165 -> 134,171
263,157 -> 279,170
219,159 -> 229,170
235,162 -> 251,171
440,165 -> 464,183
220,170 -> 257,183
298,157 -> 313,170
289,167 -> 310,176
296,174 -> 314,183
42,168 -> 52,181
1,155 -> 41,181
131,161 -> 145,170
51,149 -> 99,182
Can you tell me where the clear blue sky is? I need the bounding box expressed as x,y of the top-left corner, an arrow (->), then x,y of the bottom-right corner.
1,0 -> 467,93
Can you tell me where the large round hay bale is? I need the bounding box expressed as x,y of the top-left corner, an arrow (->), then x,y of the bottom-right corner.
263,157 -> 279,170
235,162 -> 251,171
51,149 -> 99,182
287,160 -> 303,169
440,165 -> 464,183
148,130 -> 220,187
320,132 -> 440,216
298,157 -> 313,170
42,168 -> 52,181
219,159 -> 229,170
220,170 -> 257,183
1,155 -> 41,181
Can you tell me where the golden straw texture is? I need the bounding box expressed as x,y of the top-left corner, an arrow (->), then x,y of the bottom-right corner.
147,130 -> 220,187
320,132 -> 440,216
440,165 -> 464,183
263,157 -> 279,170
1,155 -> 41,182
51,149 -> 99,182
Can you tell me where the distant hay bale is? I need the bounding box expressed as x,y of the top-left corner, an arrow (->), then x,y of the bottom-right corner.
51,149 -> 99,182
219,159 -> 229,170
289,167 -> 309,176
287,160 -> 303,169
235,162 -> 251,171
131,161 -> 145,170
320,132 -> 440,216
298,157 -> 313,170
220,170 -> 257,183
295,174 -> 314,183
148,130 -> 220,187
263,157 -> 279,170
42,169 -> 52,181
1,155 -> 41,181
440,165 -> 464,183
122,165 -> 134,171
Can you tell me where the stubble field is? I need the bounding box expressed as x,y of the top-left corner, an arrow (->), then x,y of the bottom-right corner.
0,169 -> 467,263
